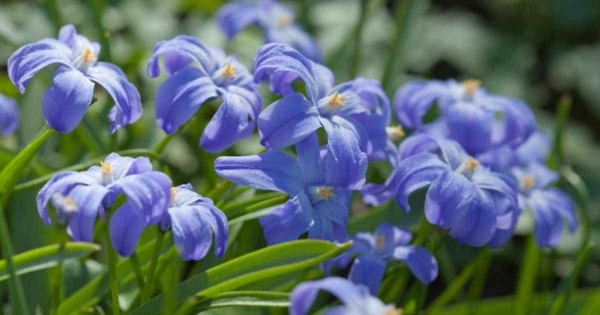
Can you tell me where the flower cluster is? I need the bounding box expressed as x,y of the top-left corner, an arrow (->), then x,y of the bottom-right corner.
38,153 -> 228,260
217,0 -> 322,62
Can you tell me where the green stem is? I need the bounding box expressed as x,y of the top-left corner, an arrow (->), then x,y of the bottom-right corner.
381,0 -> 416,94
46,0 -> 62,33
222,192 -> 285,213
140,231 -> 165,305
130,253 -> 146,291
0,207 -> 28,315
467,248 -> 491,315
349,0 -> 368,78
205,180 -> 232,200
515,235 -> 541,315
105,208 -> 121,315
50,229 -> 67,315
548,95 -> 572,170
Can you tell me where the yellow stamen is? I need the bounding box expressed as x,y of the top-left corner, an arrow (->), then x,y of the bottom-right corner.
377,235 -> 385,249
83,48 -> 96,62
523,175 -> 535,191
386,125 -> 405,140
328,91 -> 346,107
222,62 -> 236,77
384,305 -> 403,315
463,79 -> 481,96
171,187 -> 177,202
100,161 -> 112,174
63,197 -> 77,208
319,187 -> 335,201
277,16 -> 292,26
464,157 -> 480,172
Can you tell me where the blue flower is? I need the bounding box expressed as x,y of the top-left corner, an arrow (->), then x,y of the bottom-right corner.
215,132 -> 367,245
342,222 -> 438,295
217,0 -> 322,62
37,153 -> 172,256
289,277 -> 400,315
394,79 -> 536,155
362,134 -> 518,247
147,36 -> 262,153
254,43 -> 390,159
0,93 -> 19,136
156,184 -> 229,261
511,163 -> 577,247
8,25 -> 142,134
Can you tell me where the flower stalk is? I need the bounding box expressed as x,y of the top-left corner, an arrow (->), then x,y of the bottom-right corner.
105,208 -> 121,315
140,230 -> 166,305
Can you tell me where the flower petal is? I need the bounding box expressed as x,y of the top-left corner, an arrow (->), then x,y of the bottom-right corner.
449,189 -> 497,247
66,185 -> 109,242
154,67 -> 217,134
289,277 -> 369,315
109,204 -> 147,257
253,43 -> 331,101
393,80 -> 451,130
348,256 -> 387,295
216,1 -> 260,39
108,172 -> 172,225
445,104 -> 493,155
214,151 -> 305,195
472,170 -> 518,214
42,68 -> 94,133
8,39 -> 74,93
87,62 -> 143,133
257,93 -> 321,150
169,205 -> 213,260
199,87 -> 261,153
265,25 -> 323,62
0,94 -> 20,136
527,192 -> 565,247
296,132 -> 320,184
425,170 -> 476,229
259,193 -> 314,245
391,246 -> 439,284
394,153 -> 447,212
320,118 -> 368,190
147,35 -> 216,77
543,188 -> 577,232
376,222 -> 413,248
311,187 -> 351,225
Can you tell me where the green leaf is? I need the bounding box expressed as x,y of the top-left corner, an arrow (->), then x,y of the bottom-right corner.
130,240 -> 352,315
514,235 -> 541,315
58,234 -> 174,314
195,291 -> 290,311
0,127 -> 55,198
0,242 -> 100,282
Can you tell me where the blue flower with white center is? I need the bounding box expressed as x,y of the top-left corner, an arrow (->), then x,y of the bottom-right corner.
215,132 -> 367,245
7,25 -> 142,134
394,79 -> 536,156
153,184 -> 228,261
217,0 -> 322,62
511,163 -> 577,247
37,153 -> 172,256
147,36 -> 262,153
363,134 -> 518,247
289,277 -> 401,315
341,222 -> 438,295
253,43 -> 391,159
0,93 -> 19,136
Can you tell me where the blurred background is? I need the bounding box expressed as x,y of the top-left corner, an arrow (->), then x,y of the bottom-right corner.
0,0 -> 599,313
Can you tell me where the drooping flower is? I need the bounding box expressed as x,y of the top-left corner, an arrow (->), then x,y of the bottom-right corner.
215,132 -> 367,245
342,222 -> 438,295
289,277 -> 401,315
147,36 -> 262,153
362,134 -> 518,247
156,184 -> 228,261
37,153 -> 172,256
217,0 -> 322,62
253,43 -> 390,159
394,79 -> 536,156
511,163 -> 577,247
0,93 -> 19,136
8,25 -> 142,134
